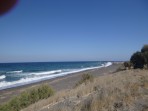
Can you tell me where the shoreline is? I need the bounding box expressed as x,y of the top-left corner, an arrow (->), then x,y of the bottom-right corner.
0,62 -> 112,91
0,63 -> 121,104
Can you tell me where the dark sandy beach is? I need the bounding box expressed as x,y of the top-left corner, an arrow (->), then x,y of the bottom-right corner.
0,63 -> 121,104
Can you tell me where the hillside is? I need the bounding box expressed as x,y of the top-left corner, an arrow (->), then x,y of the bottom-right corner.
23,69 -> 148,111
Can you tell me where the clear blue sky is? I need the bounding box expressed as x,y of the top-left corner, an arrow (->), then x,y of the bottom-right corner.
0,0 -> 148,63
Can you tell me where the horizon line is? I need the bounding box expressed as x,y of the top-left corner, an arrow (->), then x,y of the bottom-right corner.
0,60 -> 124,64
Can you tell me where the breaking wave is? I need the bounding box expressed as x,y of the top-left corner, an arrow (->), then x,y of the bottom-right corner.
30,70 -> 62,76
6,70 -> 23,74
0,75 -> 6,80
0,62 -> 112,90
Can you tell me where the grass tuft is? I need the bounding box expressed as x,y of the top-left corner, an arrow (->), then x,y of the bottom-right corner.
0,84 -> 54,111
75,74 -> 94,87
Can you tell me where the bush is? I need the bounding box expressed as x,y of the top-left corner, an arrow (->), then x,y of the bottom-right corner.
141,45 -> 148,53
130,52 -> 145,69
123,61 -> 132,69
0,84 -> 54,111
141,45 -> 148,68
76,74 -> 94,86
0,104 -> 11,111
19,92 -> 30,108
144,52 -> 148,63
143,52 -> 148,68
29,88 -> 39,103
9,97 -> 21,111
130,45 -> 148,69
38,84 -> 54,99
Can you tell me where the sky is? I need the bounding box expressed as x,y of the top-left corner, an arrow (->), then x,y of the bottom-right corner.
0,0 -> 148,63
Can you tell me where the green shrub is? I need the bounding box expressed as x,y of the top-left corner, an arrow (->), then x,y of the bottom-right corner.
0,104 -> 11,111
38,84 -> 54,99
29,88 -> 39,103
0,84 -> 54,111
9,97 -> 21,111
130,52 -> 145,69
143,52 -> 148,63
129,45 -> 148,69
143,52 -> 148,68
76,74 -> 94,86
141,45 -> 148,53
46,85 -> 54,97
19,92 -> 30,108
141,45 -> 148,68
123,61 -> 132,69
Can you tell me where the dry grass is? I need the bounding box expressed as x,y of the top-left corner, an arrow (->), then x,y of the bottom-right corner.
22,69 -> 148,111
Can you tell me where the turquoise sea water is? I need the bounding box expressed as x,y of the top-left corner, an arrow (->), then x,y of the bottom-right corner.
0,61 -> 112,90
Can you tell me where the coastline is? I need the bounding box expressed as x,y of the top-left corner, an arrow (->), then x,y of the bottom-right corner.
0,62 -> 112,90
0,63 -> 121,104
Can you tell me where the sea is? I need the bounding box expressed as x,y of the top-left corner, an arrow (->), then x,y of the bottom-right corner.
0,61 -> 112,90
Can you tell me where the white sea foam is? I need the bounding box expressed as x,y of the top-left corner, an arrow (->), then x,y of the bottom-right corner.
0,75 -> 6,80
30,70 -> 62,76
7,70 -> 23,74
0,62 -> 112,90
104,62 -> 112,67
0,73 -> 68,90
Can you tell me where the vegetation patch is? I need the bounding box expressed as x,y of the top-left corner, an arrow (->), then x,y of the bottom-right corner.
0,84 -> 54,111
123,45 -> 148,69
75,74 -> 94,87
41,69 -> 148,111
